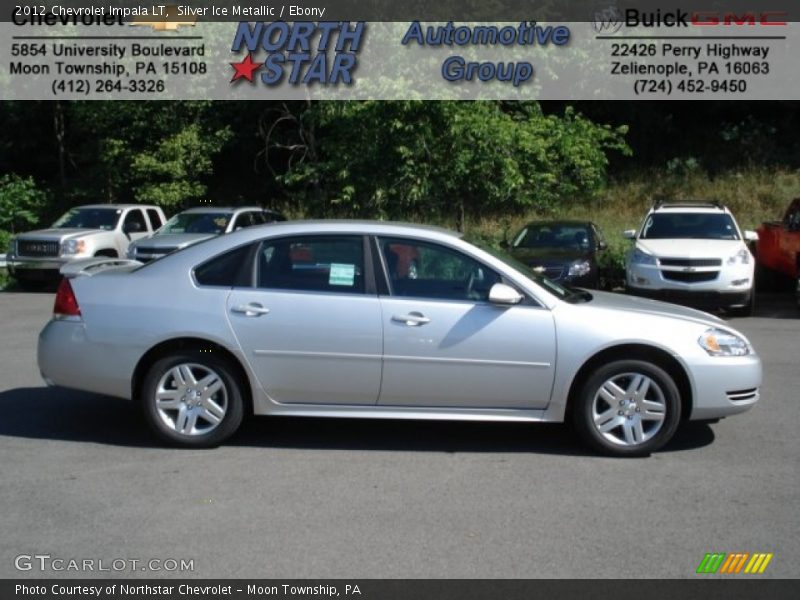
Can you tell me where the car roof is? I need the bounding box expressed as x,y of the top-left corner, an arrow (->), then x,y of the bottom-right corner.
522,220 -> 593,227
651,202 -> 730,214
179,206 -> 265,214
73,204 -> 154,210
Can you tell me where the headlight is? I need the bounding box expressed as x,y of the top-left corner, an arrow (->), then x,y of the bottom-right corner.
631,248 -> 657,265
61,239 -> 86,255
698,327 -> 751,356
568,260 -> 591,278
727,248 -> 751,265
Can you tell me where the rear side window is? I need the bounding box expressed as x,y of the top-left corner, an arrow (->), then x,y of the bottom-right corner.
194,244 -> 254,287
257,236 -> 365,294
147,209 -> 164,230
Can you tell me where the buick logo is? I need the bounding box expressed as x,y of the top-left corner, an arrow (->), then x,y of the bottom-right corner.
592,6 -> 623,34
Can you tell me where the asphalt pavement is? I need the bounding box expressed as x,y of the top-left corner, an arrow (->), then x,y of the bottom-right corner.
0,290 -> 797,579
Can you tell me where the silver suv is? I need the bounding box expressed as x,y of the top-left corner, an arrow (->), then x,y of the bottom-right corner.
8,204 -> 165,288
127,206 -> 285,263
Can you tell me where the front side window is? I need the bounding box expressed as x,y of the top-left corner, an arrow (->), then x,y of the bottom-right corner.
123,209 -> 147,232
257,236 -> 365,294
378,237 -> 500,302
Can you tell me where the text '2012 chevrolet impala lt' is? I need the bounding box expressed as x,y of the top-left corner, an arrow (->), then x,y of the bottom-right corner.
37,221 -> 762,456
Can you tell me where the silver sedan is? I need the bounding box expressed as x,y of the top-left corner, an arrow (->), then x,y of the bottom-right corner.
38,221 -> 762,456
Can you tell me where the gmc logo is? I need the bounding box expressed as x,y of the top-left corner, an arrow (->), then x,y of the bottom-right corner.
691,12 -> 787,26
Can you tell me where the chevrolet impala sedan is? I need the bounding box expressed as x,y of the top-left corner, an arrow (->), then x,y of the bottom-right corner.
38,222 -> 762,456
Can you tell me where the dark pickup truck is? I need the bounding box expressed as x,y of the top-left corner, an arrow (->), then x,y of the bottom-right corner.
755,198 -> 800,304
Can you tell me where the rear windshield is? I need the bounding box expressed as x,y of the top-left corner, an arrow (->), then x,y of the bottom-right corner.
640,213 -> 740,240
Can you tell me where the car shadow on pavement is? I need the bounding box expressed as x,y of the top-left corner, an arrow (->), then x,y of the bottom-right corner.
0,386 -> 716,456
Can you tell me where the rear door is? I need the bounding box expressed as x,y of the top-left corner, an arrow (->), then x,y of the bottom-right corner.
225,234 -> 383,405
375,237 -> 557,409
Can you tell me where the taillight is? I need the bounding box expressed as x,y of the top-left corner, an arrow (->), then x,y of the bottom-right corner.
54,278 -> 82,319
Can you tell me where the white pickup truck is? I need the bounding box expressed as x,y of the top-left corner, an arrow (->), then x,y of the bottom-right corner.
7,204 -> 166,289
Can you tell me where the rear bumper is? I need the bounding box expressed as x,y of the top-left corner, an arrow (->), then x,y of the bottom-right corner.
38,320 -> 133,400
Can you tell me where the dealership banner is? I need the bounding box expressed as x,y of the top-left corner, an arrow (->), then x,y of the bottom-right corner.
1,1 -> 800,99
3,580 -> 798,600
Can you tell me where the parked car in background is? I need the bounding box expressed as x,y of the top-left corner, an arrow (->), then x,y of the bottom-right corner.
7,204 -> 166,289
624,202 -> 758,316
754,198 -> 800,305
506,220 -> 607,288
127,206 -> 285,263
39,221 -> 760,457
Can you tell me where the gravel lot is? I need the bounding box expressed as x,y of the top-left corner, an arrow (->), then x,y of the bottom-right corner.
0,290 -> 797,579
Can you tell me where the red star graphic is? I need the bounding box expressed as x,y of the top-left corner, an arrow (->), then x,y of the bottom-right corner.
230,53 -> 262,83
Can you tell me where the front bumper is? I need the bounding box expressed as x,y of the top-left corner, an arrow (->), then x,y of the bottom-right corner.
688,354 -> 762,420
628,287 -> 751,309
627,262 -> 753,308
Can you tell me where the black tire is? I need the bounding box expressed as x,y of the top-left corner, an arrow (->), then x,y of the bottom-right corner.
730,292 -> 755,318
140,351 -> 245,448
572,360 -> 682,457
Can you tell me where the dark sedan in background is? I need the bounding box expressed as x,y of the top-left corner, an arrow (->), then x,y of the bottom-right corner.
507,221 -> 607,288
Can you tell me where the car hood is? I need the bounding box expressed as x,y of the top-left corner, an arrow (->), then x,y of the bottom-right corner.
15,228 -> 101,242
510,247 -> 590,264
585,290 -> 725,327
132,233 -> 216,249
636,238 -> 744,258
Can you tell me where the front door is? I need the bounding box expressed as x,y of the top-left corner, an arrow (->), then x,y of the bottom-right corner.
376,237 -> 557,409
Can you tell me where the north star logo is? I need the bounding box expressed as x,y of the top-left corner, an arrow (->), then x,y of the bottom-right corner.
229,22 -> 365,86
129,5 -> 197,31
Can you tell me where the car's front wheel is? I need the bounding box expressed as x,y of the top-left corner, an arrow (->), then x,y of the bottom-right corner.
141,352 -> 245,448
573,360 -> 681,457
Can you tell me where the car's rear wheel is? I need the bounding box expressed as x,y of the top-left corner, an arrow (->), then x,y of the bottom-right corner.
141,352 -> 244,448
573,360 -> 681,457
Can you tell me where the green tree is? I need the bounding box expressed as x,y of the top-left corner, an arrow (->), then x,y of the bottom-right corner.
263,101 -> 629,227
132,123 -> 232,208
0,174 -> 46,233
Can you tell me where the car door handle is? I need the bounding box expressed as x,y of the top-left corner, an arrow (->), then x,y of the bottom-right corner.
392,312 -> 431,326
231,303 -> 270,317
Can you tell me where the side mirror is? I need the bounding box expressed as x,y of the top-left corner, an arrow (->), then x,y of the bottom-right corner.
623,229 -> 637,240
743,230 -> 759,242
499,240 -> 510,250
488,283 -> 524,306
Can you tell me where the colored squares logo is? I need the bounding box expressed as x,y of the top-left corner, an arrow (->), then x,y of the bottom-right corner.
697,552 -> 773,574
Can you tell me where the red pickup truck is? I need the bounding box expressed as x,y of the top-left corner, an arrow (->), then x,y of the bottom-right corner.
755,198 -> 800,302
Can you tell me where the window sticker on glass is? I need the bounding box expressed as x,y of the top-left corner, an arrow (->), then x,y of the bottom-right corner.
329,263 -> 356,286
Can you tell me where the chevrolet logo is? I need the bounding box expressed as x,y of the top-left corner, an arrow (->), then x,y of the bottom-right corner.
129,5 -> 197,31
683,267 -> 697,272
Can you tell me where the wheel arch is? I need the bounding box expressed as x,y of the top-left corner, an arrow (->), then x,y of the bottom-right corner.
565,343 -> 693,421
132,337 -> 254,415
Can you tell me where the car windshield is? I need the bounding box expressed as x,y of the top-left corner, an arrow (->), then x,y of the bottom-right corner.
512,223 -> 593,250
159,212 -> 232,235
52,207 -> 121,230
640,213 -> 740,240
468,239 -> 587,302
